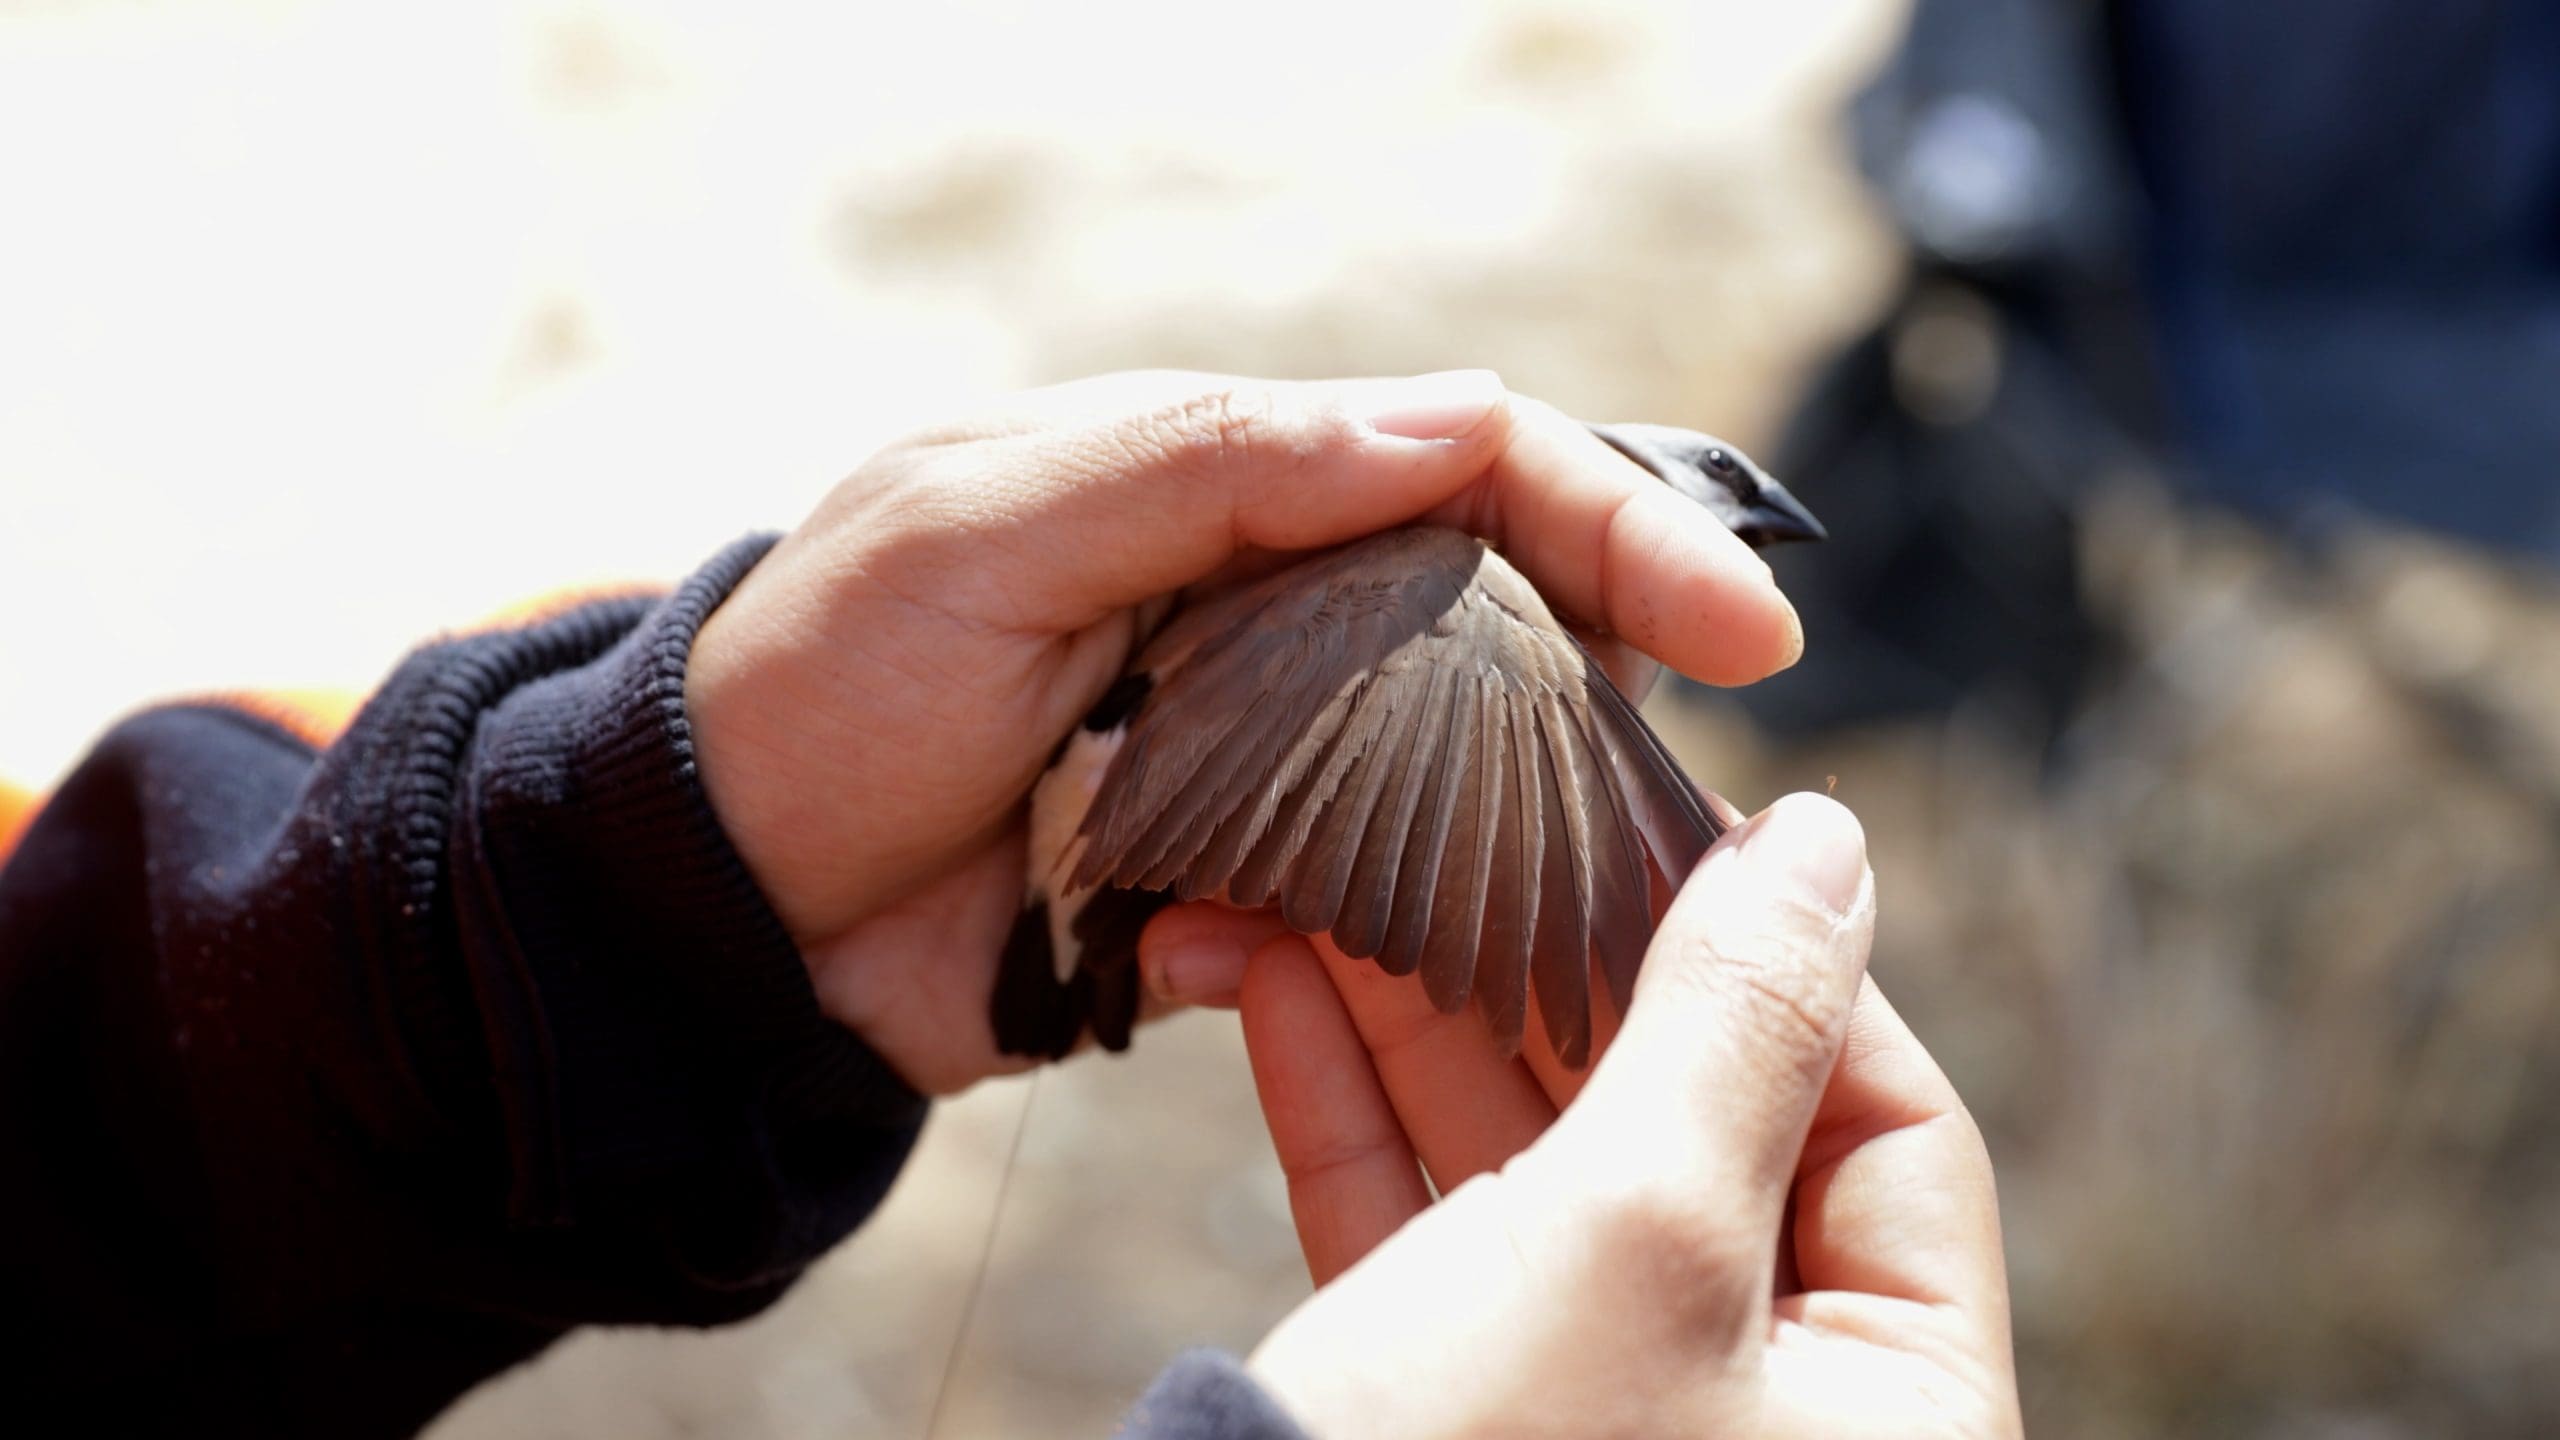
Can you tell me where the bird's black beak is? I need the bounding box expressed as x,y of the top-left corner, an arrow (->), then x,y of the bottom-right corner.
1731,480 -> 1828,547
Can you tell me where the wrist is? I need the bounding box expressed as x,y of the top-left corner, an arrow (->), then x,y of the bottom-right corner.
681,569 -> 848,943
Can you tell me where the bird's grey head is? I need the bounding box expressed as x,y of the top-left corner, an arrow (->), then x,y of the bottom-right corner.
1588,422 -> 1827,548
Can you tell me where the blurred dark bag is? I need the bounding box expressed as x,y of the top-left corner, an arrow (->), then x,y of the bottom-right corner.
1731,0 -> 2155,745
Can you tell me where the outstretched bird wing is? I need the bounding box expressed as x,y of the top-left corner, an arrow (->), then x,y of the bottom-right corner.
1069,527 -> 1723,1066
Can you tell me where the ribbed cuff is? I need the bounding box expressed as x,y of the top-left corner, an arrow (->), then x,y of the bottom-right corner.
453,536 -> 925,1287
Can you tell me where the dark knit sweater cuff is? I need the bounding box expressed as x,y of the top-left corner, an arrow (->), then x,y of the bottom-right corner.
459,535 -> 925,1286
1120,1351 -> 1314,1440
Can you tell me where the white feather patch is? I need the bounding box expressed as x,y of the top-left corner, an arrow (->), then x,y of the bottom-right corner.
1028,722 -> 1124,981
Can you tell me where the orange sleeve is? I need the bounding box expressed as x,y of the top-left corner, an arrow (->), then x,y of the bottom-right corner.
187,589 -> 669,747
1,584 -> 661,870
471,582 -> 660,633
0,778 -> 36,866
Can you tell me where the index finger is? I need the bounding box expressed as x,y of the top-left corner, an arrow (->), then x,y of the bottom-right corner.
1429,396 -> 1803,686
893,373 -> 1804,687
1240,934 -> 1436,1285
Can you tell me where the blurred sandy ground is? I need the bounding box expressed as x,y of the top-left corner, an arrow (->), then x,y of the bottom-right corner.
0,3 -> 1901,1436
0,0 -> 1894,785
23,3 -> 2558,1437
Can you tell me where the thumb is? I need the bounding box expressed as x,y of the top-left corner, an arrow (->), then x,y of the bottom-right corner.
1544,793 -> 1875,1238
883,370 -> 1512,623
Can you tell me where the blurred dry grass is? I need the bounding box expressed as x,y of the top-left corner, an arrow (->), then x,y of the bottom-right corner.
9,2 -> 2558,1437
1656,498 -> 2560,1435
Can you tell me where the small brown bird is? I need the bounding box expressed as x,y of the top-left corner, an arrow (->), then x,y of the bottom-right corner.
991,424 -> 1824,1066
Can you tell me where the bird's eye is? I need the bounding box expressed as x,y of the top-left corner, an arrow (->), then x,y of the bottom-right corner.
1705,447 -> 1739,476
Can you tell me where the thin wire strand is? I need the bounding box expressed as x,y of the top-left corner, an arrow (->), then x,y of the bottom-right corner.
922,1068 -> 1041,1440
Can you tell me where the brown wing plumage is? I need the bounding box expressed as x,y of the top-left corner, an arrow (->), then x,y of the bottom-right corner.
1070,527 -> 1725,1064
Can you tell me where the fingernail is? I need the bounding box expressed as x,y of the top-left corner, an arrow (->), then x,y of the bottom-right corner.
1356,369 -> 1505,441
1738,793 -> 1866,916
1152,936 -> 1251,1004
1774,596 -> 1805,671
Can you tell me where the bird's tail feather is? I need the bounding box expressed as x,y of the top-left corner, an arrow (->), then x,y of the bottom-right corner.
1069,886 -> 1167,1052
988,886 -> 1174,1058
991,900 -> 1081,1059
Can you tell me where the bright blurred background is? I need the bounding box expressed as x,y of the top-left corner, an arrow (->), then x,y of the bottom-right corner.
6,1 -> 2557,1436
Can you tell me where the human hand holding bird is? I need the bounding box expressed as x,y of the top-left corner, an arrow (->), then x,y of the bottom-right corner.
687,370 -> 2018,1434
997,417 -> 1823,1070
686,369 -> 1807,1093
1244,794 -> 2020,1438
